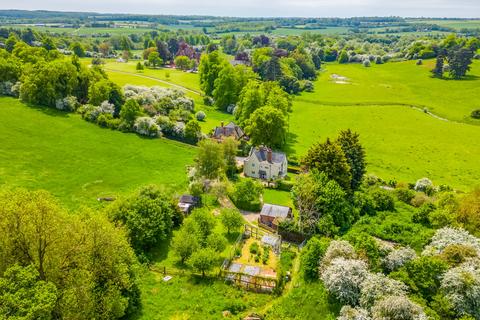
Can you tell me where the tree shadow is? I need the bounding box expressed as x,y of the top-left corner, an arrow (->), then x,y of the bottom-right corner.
26,103 -> 70,118
283,131 -> 299,159
148,234 -> 172,263
431,74 -> 480,81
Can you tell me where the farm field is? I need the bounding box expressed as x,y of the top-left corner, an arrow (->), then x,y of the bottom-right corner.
0,97 -> 195,207
409,19 -> 480,30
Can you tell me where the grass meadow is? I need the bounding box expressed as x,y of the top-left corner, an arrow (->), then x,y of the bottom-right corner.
287,60 -> 480,190
308,60 -> 480,123
0,97 -> 195,207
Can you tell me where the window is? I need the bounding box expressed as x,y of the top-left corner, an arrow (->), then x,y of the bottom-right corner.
252,163 -> 255,167
251,171 -> 255,174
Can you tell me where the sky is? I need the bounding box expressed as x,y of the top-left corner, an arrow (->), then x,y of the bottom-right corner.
0,0 -> 479,18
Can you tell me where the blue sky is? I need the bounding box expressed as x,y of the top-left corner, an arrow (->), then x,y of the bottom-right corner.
1,0 -> 479,18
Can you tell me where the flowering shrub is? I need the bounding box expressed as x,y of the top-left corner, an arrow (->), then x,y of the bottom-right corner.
440,262 -> 480,319
123,85 -> 194,114
422,227 -> 480,256
134,117 -> 161,137
338,306 -> 371,320
383,247 -> 417,272
0,81 -> 13,96
55,96 -> 78,111
322,240 -> 357,267
371,296 -> 427,320
172,122 -> 185,138
321,258 -> 369,305
155,115 -> 175,135
414,178 -> 433,192
359,273 -> 407,309
195,111 -> 206,121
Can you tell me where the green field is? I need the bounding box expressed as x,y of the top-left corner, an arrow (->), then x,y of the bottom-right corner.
309,60 -> 480,123
288,61 -> 480,189
0,97 -> 195,207
409,19 -> 480,30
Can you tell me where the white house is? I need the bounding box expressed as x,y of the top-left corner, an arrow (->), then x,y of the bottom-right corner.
243,146 -> 287,180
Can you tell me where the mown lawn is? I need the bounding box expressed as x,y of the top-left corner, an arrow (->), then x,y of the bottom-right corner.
103,60 -> 201,92
0,97 -> 195,207
310,60 -> 480,123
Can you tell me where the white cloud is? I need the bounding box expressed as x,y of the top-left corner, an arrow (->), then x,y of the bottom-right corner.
0,0 -> 478,17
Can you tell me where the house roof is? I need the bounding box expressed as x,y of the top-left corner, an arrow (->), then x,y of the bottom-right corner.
179,195 -> 199,204
212,122 -> 245,140
250,147 -> 286,164
260,204 -> 291,219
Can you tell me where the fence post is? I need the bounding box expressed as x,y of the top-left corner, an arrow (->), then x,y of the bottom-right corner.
163,266 -> 166,275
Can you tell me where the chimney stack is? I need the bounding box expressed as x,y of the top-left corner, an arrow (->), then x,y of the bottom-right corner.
267,148 -> 272,163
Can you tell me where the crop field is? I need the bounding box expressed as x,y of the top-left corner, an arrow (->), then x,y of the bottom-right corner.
0,97 -> 196,207
409,19 -> 480,30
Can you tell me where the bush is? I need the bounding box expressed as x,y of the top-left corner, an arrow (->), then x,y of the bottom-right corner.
184,120 -> 202,143
55,96 -> 78,111
302,80 -> 314,92
412,203 -> 436,226
262,246 -> 270,264
230,179 -> 263,212
134,117 -> 161,137
301,237 -> 331,281
338,306 -> 370,320
414,178 -> 433,192
383,247 -> 417,272
422,227 -> 480,256
470,109 -> 480,119
371,295 -> 427,320
363,59 -> 371,67
428,209 -> 455,228
277,179 -> 294,191
353,191 -> 376,216
249,242 -> 260,254
195,111 -> 206,121
321,258 -> 369,305
359,273 -> 408,309
370,188 -> 395,211
322,240 -> 356,267
395,188 -> 416,204
441,262 -> 480,319
410,193 -> 431,208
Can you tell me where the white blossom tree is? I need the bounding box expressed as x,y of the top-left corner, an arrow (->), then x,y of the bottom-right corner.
338,306 -> 372,320
322,240 -> 357,267
440,261 -> 480,319
134,117 -> 161,137
321,258 -> 369,305
423,227 -> 480,256
383,247 -> 417,272
371,295 -> 427,320
360,273 -> 408,309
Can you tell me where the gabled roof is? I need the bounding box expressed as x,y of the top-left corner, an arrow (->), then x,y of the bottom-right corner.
260,204 -> 291,219
250,146 -> 286,164
212,122 -> 245,140
179,195 -> 199,204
